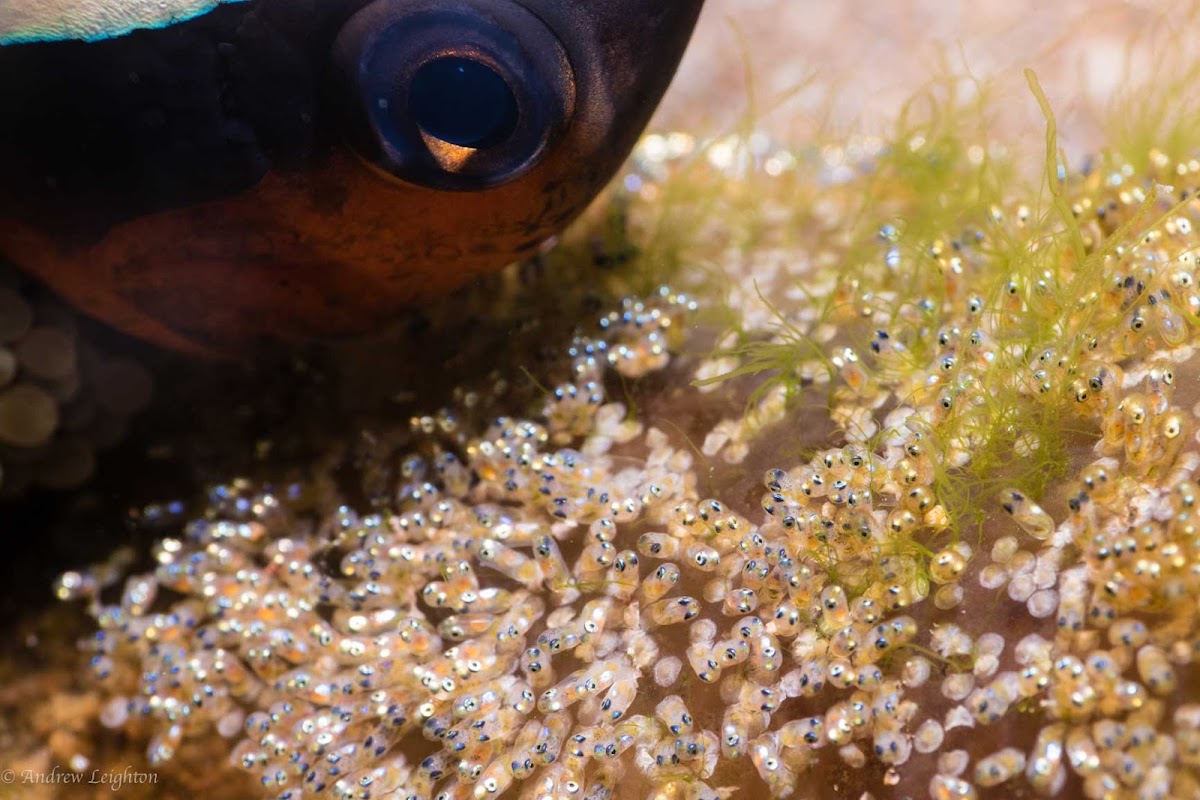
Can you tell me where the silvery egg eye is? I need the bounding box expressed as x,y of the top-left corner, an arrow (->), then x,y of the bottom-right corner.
332,0 -> 575,191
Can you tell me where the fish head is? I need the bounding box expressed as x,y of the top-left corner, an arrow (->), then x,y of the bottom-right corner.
0,0 -> 704,353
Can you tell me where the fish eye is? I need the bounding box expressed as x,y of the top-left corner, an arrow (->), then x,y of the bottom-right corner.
332,0 -> 576,191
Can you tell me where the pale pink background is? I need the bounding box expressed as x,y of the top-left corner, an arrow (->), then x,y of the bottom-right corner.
655,0 -> 1173,159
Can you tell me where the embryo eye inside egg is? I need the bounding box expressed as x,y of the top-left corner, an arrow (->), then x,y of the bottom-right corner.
10,2 -> 1200,800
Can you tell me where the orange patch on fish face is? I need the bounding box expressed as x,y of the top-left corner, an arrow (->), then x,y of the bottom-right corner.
7,145 -> 600,353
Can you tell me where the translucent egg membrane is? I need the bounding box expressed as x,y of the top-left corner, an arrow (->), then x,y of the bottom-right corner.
0,264 -> 152,495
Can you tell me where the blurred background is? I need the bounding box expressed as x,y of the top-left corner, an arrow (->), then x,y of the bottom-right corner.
659,0 -> 1170,160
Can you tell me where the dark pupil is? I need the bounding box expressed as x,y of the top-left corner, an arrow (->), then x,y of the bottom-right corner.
408,57 -> 518,149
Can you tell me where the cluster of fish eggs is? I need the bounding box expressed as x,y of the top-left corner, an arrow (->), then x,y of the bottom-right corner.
720,146 -> 1200,800
0,263 -> 153,495
54,134 -> 1200,800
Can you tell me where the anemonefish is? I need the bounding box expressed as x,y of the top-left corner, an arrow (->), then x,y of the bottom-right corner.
0,0 -> 704,353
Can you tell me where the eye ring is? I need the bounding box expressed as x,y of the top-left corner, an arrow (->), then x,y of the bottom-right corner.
331,0 -> 576,191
